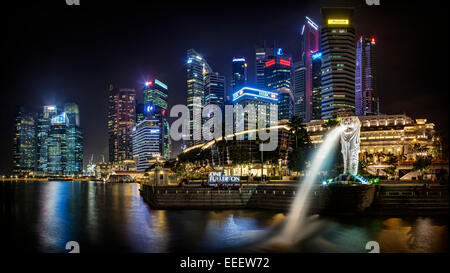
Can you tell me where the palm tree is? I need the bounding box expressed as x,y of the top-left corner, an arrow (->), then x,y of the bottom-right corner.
288,115 -> 304,149
413,155 -> 432,179
412,143 -> 428,158
373,151 -> 386,163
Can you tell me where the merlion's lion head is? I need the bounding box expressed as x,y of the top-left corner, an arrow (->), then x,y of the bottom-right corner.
340,116 -> 361,138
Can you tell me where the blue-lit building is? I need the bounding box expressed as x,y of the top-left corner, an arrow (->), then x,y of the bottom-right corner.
204,71 -> 226,121
13,103 -> 83,176
231,57 -> 247,97
48,112 -> 69,175
232,87 -> 278,130
143,79 -> 168,110
132,119 -> 164,171
140,79 -> 170,160
37,105 -> 58,174
34,103 -> 83,176
64,103 -> 83,175
143,104 -> 170,160
13,106 -> 37,175
186,49 -> 213,147
264,53 -> 294,121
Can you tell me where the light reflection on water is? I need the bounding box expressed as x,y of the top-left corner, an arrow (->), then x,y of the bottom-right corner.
0,181 -> 447,253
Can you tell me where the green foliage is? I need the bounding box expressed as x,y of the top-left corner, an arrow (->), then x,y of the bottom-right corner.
288,148 -> 308,172
323,118 -> 340,129
413,155 -> 432,172
383,166 -> 397,176
412,143 -> 428,154
287,116 -> 312,173
358,156 -> 370,177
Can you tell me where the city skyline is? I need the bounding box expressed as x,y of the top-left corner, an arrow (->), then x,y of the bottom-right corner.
1,0 -> 448,174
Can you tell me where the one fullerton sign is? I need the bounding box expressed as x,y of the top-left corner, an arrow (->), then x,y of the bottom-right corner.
208,172 -> 240,186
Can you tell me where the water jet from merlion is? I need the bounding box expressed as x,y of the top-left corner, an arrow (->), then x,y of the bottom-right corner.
265,116 -> 371,246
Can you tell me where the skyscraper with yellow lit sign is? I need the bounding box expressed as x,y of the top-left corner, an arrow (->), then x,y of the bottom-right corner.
320,7 -> 356,120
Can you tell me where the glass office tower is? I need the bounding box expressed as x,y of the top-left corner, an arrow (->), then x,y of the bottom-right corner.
12,106 -> 36,175
320,7 -> 356,119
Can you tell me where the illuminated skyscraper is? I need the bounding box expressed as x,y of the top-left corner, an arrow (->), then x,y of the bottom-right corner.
132,119 -> 163,172
264,53 -> 294,121
48,112 -> 68,175
205,72 -> 225,113
231,57 -> 247,96
139,105 -> 170,160
186,48 -> 213,148
37,105 -> 57,174
143,79 -> 168,110
138,79 -> 170,158
232,87 -> 278,129
296,16 -> 320,121
12,106 -> 36,175
136,103 -> 145,124
320,7 -> 356,119
64,103 -> 83,175
311,51 -> 322,120
108,84 -> 136,163
14,103 -> 83,176
355,35 -> 378,116
293,61 -> 306,118
255,42 -> 275,89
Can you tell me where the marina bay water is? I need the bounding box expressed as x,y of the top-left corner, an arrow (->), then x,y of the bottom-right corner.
0,181 -> 448,253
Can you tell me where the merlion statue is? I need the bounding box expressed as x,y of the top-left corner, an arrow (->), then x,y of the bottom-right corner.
340,116 -> 361,176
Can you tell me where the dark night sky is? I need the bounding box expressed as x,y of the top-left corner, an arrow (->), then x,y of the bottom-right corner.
1,0 -> 448,174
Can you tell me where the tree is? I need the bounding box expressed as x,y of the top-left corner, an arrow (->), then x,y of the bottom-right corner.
413,155 -> 432,179
358,156 -> 370,177
288,115 -> 304,149
411,143 -> 428,158
287,117 -> 312,175
382,153 -> 399,178
288,148 -> 308,173
386,153 -> 399,166
373,151 -> 386,163
229,142 -> 250,176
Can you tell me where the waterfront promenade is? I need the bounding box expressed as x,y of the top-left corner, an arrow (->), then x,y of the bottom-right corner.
0,177 -> 99,182
140,181 -> 449,215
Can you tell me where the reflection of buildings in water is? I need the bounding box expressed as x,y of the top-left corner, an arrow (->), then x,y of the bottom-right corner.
203,213 -> 261,249
162,210 -> 210,251
37,182 -> 72,252
125,201 -> 169,252
85,181 -> 100,245
377,218 -> 413,252
406,217 -> 433,251
378,217 -> 447,253
269,213 -> 286,226
201,211 -> 286,250
406,217 -> 448,253
206,210 -> 286,227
